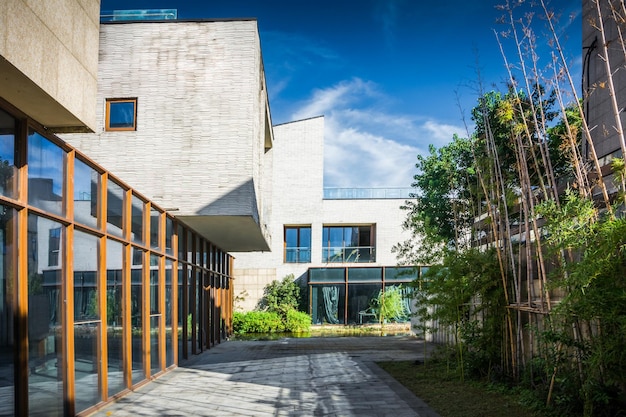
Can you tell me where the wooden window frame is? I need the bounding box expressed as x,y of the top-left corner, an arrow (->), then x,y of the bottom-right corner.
105,98 -> 137,131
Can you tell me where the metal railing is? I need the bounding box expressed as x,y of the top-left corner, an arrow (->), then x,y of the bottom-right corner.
284,247 -> 312,263
323,187 -> 415,200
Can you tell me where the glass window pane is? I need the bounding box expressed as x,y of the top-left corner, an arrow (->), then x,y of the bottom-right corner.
27,214 -> 63,416
149,256 -> 161,376
27,130 -> 65,216
0,109 -> 17,199
382,284 -> 413,323
177,225 -> 184,260
347,268 -> 382,282
150,208 -> 160,249
131,194 -> 144,245
310,284 -> 345,325
73,231 -> 100,413
0,204 -> 15,416
106,239 -> 125,397
285,228 -> 297,247
165,217 -> 173,255
309,268 -> 345,283
348,283 -> 382,324
150,316 -> 160,376
108,101 -> 135,129
131,265 -> 143,385
74,232 -> 99,322
74,158 -> 99,228
187,231 -> 193,263
385,267 -> 418,282
107,180 -> 124,237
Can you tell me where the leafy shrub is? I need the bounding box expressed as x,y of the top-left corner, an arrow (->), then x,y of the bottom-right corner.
285,309 -> 311,333
233,311 -> 284,333
258,274 -> 300,316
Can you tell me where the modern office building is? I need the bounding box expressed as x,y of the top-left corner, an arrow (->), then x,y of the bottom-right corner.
232,116 -> 423,325
0,3 -> 274,416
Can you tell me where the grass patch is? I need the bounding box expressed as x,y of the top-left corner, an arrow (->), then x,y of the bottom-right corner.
377,360 -> 547,417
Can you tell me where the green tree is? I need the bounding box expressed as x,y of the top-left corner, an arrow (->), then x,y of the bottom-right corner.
258,274 -> 301,317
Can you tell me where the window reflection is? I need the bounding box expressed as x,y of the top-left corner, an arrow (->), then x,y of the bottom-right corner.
150,208 -> 160,249
107,180 -> 124,237
106,239 -> 125,396
165,217 -> 173,255
27,214 -> 63,416
150,254 -> 161,376
0,109 -> 17,199
131,195 -> 143,245
0,204 -> 15,416
311,284 -> 345,325
131,257 -> 143,385
74,159 -> 99,228
27,131 -> 65,216
73,231 -> 101,413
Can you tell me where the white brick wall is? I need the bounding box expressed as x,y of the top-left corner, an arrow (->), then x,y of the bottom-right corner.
62,20 -> 270,221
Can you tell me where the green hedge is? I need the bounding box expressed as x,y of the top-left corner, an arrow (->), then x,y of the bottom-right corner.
233,310 -> 311,334
285,310 -> 311,333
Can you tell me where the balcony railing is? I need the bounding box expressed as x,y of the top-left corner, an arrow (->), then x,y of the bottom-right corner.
285,247 -> 311,263
322,246 -> 376,263
323,187 -> 415,200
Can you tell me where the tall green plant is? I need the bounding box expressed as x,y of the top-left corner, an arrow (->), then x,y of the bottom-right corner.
258,274 -> 301,316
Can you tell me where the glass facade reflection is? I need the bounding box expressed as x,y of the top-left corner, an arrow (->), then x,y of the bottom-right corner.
27,214 -> 63,416
309,266 -> 422,325
0,105 -> 234,416
0,205 -> 15,416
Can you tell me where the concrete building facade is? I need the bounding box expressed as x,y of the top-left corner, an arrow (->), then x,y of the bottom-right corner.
232,116 -> 419,325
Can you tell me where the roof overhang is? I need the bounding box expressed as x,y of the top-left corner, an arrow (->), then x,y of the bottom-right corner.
176,214 -> 270,252
0,57 -> 93,133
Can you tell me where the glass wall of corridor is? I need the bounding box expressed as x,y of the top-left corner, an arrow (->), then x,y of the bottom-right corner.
0,100 -> 234,416
308,266 -> 428,325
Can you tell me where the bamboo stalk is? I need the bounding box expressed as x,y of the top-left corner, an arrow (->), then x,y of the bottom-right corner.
541,0 -> 613,212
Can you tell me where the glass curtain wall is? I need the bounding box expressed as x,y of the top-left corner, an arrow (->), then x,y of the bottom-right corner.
0,102 -> 235,416
309,266 -> 419,325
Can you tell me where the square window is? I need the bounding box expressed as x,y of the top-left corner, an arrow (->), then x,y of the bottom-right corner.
284,226 -> 311,263
106,99 -> 137,131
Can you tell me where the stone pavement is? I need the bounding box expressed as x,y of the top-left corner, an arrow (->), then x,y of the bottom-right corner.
88,335 -> 441,417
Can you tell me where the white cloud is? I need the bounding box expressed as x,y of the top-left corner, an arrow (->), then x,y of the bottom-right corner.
291,78 -> 465,188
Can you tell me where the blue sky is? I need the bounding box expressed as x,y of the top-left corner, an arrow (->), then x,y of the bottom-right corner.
100,0 -> 582,189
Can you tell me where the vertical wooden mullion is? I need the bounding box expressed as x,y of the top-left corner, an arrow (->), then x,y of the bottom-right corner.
99,173 -> 109,398
98,236 -> 108,401
229,256 -> 234,337
142,249 -> 149,379
142,201 -> 150,379
15,118 -> 28,416
64,150 -> 76,416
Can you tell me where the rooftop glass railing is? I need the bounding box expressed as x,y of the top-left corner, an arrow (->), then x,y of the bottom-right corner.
323,187 -> 415,200
101,9 -> 178,22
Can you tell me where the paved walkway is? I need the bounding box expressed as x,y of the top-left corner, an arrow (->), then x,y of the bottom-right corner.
89,335 -> 441,417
